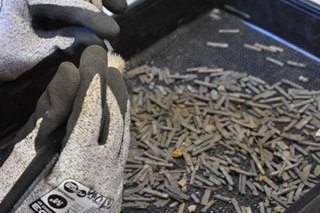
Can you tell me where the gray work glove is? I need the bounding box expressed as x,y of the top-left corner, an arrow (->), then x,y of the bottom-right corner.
0,45 -> 130,213
0,0 -> 127,81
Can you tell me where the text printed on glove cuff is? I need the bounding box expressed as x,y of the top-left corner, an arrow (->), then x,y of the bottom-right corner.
29,179 -> 114,213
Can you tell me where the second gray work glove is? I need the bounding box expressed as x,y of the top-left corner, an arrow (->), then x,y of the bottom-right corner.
0,0 -> 127,142
0,0 -> 127,81
0,45 -> 130,213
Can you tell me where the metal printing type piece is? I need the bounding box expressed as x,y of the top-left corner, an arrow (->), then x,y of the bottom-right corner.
178,202 -> 185,213
214,194 -> 231,202
219,29 -> 240,33
206,41 -> 229,48
201,189 -> 211,205
231,198 -> 242,213
259,202 -> 266,213
190,193 -> 200,203
287,60 -> 307,68
201,200 -> 214,212
244,44 -> 262,52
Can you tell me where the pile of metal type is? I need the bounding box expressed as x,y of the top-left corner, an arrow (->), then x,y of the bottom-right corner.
118,8 -> 320,213
122,63 -> 320,212
122,60 -> 320,213
123,62 -> 320,213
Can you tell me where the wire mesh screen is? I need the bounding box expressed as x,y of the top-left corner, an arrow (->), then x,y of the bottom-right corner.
127,10 -> 319,88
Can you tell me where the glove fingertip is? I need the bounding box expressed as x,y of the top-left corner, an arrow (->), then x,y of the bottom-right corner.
50,62 -> 80,100
79,45 -> 108,69
59,62 -> 79,79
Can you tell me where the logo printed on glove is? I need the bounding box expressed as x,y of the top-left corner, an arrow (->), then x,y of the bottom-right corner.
47,194 -> 68,209
30,179 -> 115,213
64,181 -> 87,198
64,181 -> 114,210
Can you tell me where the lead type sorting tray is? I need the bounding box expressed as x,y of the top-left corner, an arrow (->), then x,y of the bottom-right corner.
120,6 -> 320,213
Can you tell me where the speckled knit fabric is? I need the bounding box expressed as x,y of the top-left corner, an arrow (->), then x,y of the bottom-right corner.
28,0 -> 101,12
10,46 -> 130,213
0,60 -> 81,212
0,0 -> 116,81
16,100 -> 130,213
0,119 -> 42,202
0,1 -> 75,80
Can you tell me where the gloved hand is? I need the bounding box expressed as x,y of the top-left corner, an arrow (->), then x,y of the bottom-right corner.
0,45 -> 130,213
0,0 -> 127,81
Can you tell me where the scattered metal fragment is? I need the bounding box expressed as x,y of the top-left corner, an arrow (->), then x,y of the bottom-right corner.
260,175 -> 279,191
143,188 -> 169,199
246,180 -> 259,196
253,43 -> 281,53
169,201 -> 179,208
186,66 -> 206,72
271,194 -> 289,208
287,60 -> 306,68
153,199 -> 170,208
239,174 -> 245,194
259,202 -> 265,213
220,166 -> 235,186
178,177 -> 188,187
219,29 -> 240,33
251,153 -> 265,175
195,175 -> 214,187
194,134 -> 215,145
201,189 -> 211,205
178,203 -> 185,213
231,198 -> 242,213
295,116 -> 313,130
311,154 -> 320,164
314,165 -> 320,176
244,43 -> 262,52
229,166 -> 257,177
214,194 -> 231,202
201,200 -> 214,212
292,144 -> 308,156
281,79 -> 304,89
206,41 -> 229,48
275,86 -> 292,100
187,205 -> 197,212
269,45 -> 284,53
125,64 -> 150,79
194,79 -> 217,88
266,57 -> 284,67
298,75 -> 309,83
122,201 -> 149,208
190,193 -> 200,203
246,206 -> 253,213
